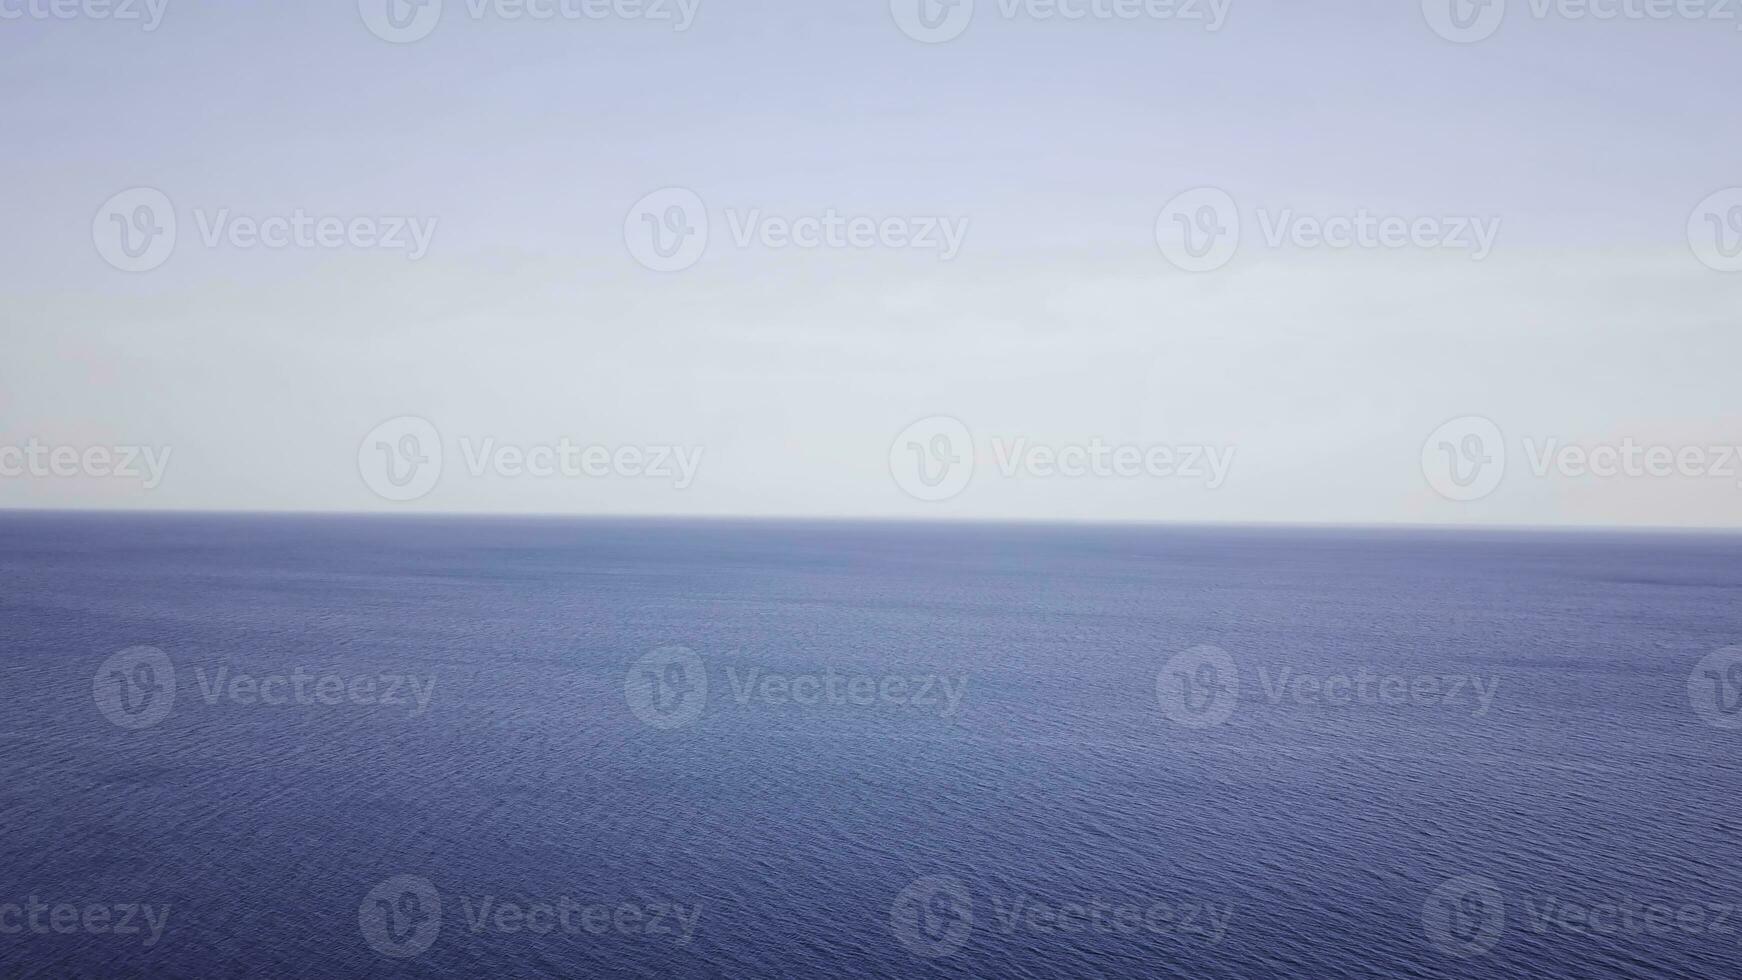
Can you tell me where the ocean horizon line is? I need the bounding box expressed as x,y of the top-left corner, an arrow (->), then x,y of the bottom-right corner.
4,507 -> 1740,537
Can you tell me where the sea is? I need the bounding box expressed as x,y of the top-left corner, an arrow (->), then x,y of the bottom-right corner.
1,512 -> 1739,978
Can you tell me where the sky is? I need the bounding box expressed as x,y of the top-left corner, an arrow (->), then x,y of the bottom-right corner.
1,0 -> 1739,526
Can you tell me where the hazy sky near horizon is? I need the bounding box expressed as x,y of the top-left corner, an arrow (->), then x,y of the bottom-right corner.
2,0 -> 1739,525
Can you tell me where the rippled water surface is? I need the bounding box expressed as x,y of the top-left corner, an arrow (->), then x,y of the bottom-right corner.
2,513 -> 1740,978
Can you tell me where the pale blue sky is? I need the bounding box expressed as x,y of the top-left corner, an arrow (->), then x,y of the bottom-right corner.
2,0 -> 1738,524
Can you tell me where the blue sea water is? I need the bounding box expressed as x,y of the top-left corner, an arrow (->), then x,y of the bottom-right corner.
1,512 -> 1740,978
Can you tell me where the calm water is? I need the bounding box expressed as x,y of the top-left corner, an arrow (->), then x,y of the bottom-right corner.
1,513 -> 1739,978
